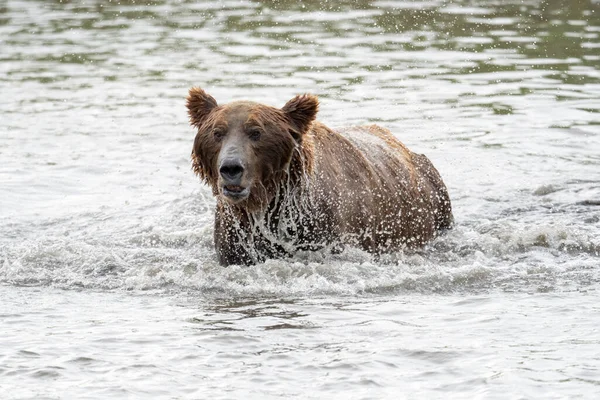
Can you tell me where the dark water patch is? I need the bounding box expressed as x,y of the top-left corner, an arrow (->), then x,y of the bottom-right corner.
69,356 -> 98,366
18,350 -> 41,358
578,199 -> 600,206
31,367 -> 64,379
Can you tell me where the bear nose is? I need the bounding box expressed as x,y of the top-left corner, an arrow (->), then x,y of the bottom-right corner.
219,160 -> 244,183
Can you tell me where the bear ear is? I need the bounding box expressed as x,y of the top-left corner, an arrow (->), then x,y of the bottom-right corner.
186,87 -> 218,128
282,94 -> 319,137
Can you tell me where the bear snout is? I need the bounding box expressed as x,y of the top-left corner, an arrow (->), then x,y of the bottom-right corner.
219,159 -> 245,184
219,158 -> 251,201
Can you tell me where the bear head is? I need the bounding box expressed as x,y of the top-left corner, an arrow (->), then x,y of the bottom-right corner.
187,88 -> 318,212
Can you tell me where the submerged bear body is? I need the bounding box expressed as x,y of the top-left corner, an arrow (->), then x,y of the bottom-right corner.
187,88 -> 453,265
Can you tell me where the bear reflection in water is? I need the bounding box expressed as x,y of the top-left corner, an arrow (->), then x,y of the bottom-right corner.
187,88 -> 453,266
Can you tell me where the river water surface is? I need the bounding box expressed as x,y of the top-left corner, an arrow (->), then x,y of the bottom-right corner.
1,0 -> 599,398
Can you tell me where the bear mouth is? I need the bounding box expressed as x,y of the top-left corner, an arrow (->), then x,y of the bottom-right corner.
222,185 -> 250,201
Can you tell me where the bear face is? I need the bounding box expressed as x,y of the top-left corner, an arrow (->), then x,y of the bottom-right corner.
187,88 -> 318,212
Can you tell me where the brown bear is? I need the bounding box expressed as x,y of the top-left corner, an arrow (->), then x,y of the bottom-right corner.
187,88 -> 453,266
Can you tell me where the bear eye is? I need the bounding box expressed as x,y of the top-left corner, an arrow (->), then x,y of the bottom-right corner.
212,128 -> 226,140
247,128 -> 262,141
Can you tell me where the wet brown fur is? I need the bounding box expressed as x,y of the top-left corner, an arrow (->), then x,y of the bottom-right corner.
187,88 -> 453,265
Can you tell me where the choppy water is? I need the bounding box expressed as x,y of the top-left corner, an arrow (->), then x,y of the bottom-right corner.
1,0 -> 599,398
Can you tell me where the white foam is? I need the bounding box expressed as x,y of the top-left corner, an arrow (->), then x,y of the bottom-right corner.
2,198 -> 598,297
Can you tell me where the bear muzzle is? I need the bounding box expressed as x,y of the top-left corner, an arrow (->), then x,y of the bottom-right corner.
219,159 -> 250,201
